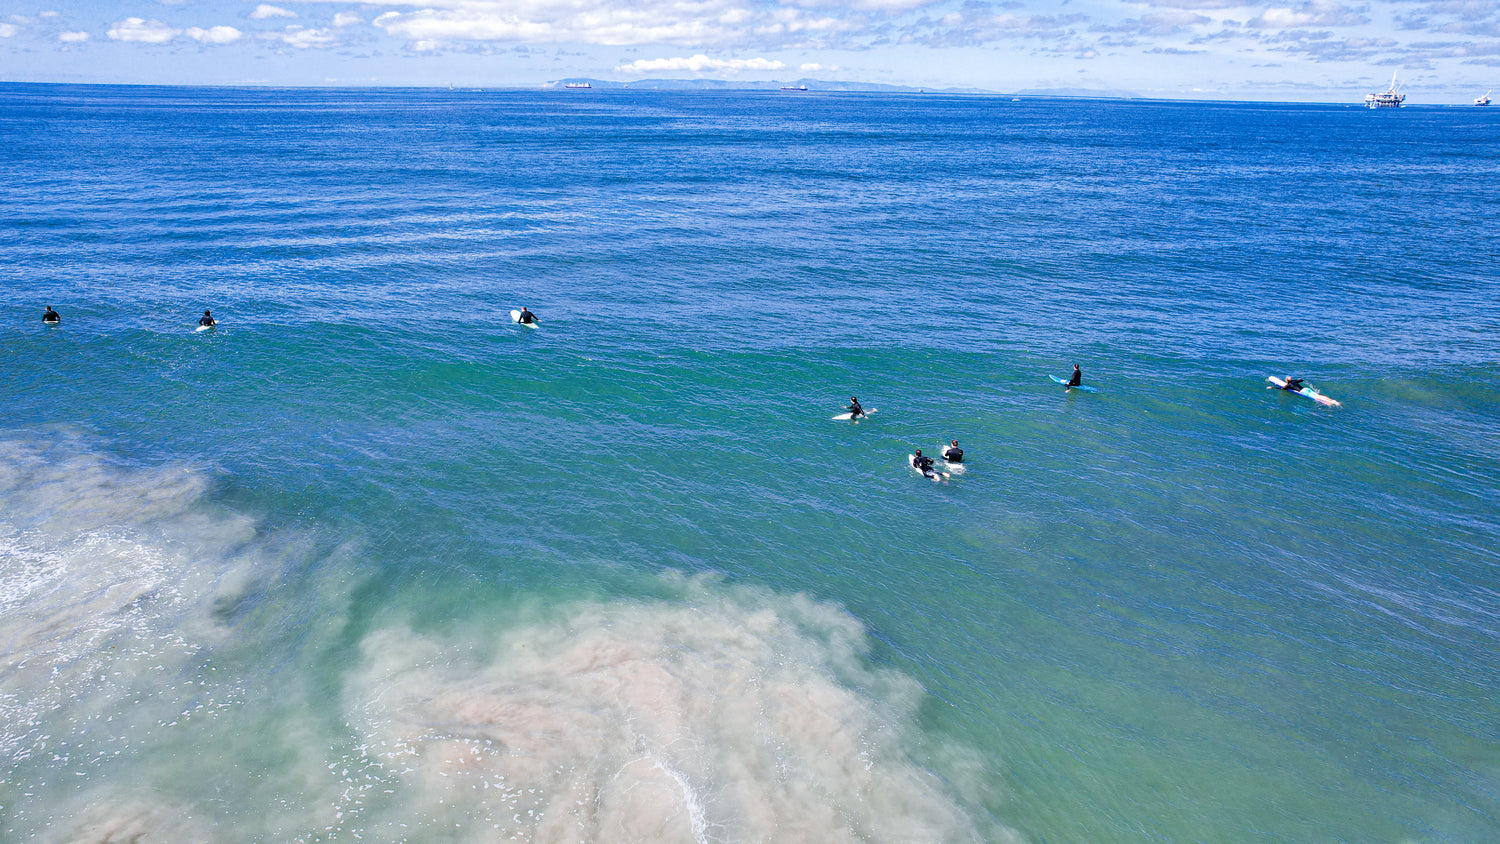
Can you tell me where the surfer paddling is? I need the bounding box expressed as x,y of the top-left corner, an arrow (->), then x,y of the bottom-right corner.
912,449 -> 948,480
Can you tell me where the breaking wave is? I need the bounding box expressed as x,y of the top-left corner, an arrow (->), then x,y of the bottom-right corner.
343,577 -> 997,842
1,432 -> 1002,842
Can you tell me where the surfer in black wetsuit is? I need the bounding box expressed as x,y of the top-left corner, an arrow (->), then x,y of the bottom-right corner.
1066,364 -> 1082,388
847,397 -> 864,419
943,440 -> 963,463
199,310 -> 216,327
1282,377 -> 1305,392
518,307 -> 537,324
913,449 -> 937,478
42,306 -> 60,324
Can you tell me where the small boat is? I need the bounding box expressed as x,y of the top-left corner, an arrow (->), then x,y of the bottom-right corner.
564,82 -> 591,89
1477,91 -> 1492,106
779,85 -> 808,92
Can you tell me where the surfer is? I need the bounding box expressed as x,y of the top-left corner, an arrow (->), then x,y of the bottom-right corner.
913,449 -> 938,479
1066,364 -> 1082,388
1281,377 -> 1305,392
518,307 -> 537,325
42,306 -> 60,324
847,397 -> 864,419
199,310 -> 216,327
943,440 -> 963,463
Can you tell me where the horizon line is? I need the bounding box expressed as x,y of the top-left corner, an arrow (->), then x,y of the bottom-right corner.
1,78 -> 1486,107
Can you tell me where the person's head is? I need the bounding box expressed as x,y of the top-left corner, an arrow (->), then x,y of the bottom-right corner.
915,449 -> 923,456
204,310 -> 212,316
951,439 -> 958,447
1073,364 -> 1080,370
850,396 -> 858,402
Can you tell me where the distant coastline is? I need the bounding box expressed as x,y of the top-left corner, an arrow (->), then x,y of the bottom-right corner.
545,78 -> 1154,98
544,77 -> 998,94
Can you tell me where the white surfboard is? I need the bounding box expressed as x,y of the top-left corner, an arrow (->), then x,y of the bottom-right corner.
195,324 -> 214,332
511,309 -> 538,328
832,408 -> 876,421
1267,376 -> 1339,407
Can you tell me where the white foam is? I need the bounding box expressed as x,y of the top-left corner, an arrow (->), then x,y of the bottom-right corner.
0,433 -> 1007,843
0,433 -> 275,839
344,575 -> 995,843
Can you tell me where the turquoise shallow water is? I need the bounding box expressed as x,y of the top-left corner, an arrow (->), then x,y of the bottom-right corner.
2,84 -> 1499,842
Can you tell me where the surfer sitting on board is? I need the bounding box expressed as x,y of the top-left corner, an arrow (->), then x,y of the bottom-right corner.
518,307 -> 537,325
1066,364 -> 1082,388
42,306 -> 60,324
199,310 -> 216,327
1281,377 -> 1305,392
943,440 -> 963,463
913,449 -> 938,478
847,396 -> 864,419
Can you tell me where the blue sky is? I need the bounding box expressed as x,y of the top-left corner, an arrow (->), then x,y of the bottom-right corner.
1,0 -> 1496,101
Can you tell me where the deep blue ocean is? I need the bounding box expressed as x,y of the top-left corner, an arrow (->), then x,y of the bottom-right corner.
2,83 -> 1498,842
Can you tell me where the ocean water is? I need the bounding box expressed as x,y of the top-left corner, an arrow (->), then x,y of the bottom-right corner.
2,83 -> 1498,842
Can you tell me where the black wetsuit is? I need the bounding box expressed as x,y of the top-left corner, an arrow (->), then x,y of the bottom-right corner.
1283,379 -> 1304,392
199,315 -> 215,327
914,454 -> 936,476
518,310 -> 536,324
42,309 -> 59,324
1067,369 -> 1082,387
848,401 -> 863,418
943,446 -> 963,463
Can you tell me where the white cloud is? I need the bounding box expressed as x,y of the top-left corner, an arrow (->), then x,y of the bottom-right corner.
1139,0 -> 1248,8
277,25 -> 339,47
925,9 -> 1090,46
800,61 -> 839,71
0,23 -> 15,38
616,54 -> 787,74
360,0 -> 866,49
1095,10 -> 1213,35
107,17 -> 178,43
332,12 -> 364,27
799,0 -> 933,10
251,4 -> 298,20
373,7 -> 730,46
186,25 -> 243,43
59,30 -> 89,42
1248,0 -> 1369,28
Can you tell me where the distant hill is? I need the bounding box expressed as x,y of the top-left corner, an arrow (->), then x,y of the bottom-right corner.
1013,87 -> 1141,99
544,78 -> 990,94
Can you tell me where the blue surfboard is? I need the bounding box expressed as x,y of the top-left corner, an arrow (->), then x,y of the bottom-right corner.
1049,374 -> 1097,392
